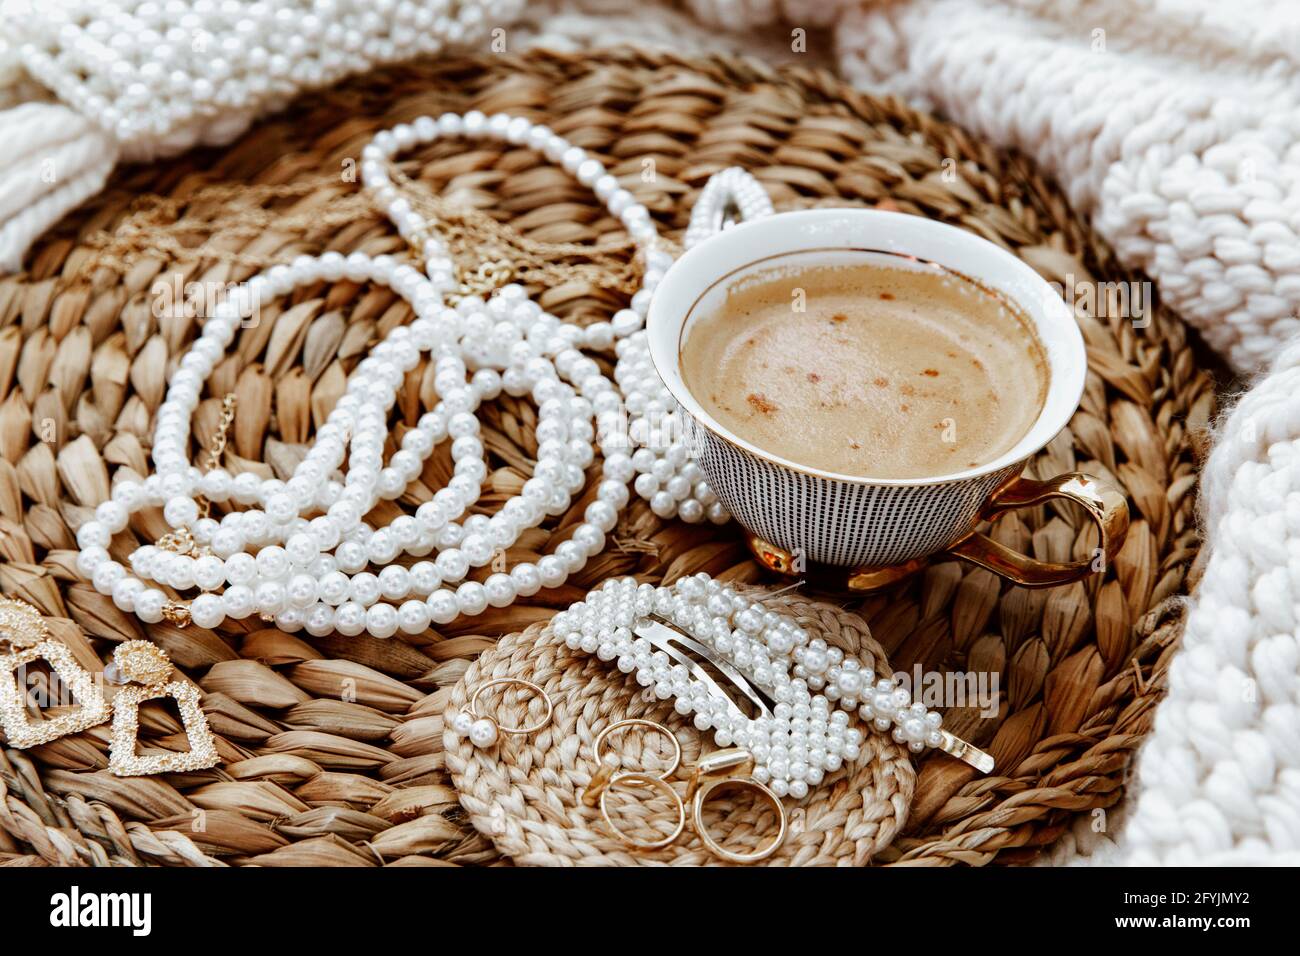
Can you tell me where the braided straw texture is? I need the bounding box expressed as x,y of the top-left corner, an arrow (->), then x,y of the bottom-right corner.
0,48 -> 1213,866
445,588 -> 915,865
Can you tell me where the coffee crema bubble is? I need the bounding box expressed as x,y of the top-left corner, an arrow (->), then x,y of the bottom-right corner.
680,261 -> 1049,481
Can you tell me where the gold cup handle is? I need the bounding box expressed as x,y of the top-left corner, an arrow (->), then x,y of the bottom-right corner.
944,473 -> 1130,588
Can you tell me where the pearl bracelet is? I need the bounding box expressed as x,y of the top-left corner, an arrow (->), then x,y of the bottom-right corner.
556,574 -> 994,797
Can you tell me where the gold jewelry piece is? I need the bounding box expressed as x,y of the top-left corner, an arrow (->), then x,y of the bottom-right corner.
584,740 -> 788,861
583,718 -> 681,814
155,393 -> 236,614
452,677 -> 553,749
385,176 -> 667,300
107,640 -> 220,776
685,748 -> 787,864
590,771 -> 686,851
583,718 -> 686,849
0,598 -> 111,749
593,718 -> 682,781
634,615 -> 774,722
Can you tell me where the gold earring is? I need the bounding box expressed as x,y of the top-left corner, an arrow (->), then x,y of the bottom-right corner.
0,598 -> 110,748
107,640 -> 220,776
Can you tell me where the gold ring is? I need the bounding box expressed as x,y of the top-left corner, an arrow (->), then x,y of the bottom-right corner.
691,776 -> 787,864
597,772 -> 686,851
469,677 -> 553,735
593,719 -> 682,780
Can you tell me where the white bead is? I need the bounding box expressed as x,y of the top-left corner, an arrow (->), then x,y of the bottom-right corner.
256,545 -> 290,580
510,563 -> 542,597
483,573 -> 516,607
199,469 -> 231,500
456,581 -> 488,616
92,560 -> 125,593
409,561 -> 441,594
468,717 -> 498,748
225,552 -> 256,586
111,481 -> 143,509
452,711 -> 475,736
222,585 -> 255,618
397,599 -> 431,634
286,532 -> 319,566
377,565 -> 410,600
76,521 -> 110,550
349,571 -> 381,606
287,573 -> 318,608
256,581 -> 286,615
95,500 -> 129,533
334,601 -> 367,637
211,527 -> 243,558
435,548 -> 469,582
163,497 -> 200,530
427,590 -> 458,624
266,492 -> 296,524
189,595 -> 224,632
537,555 -> 567,589
135,589 -> 166,623
111,577 -> 144,613
365,602 -> 399,638
319,571 -> 350,605
305,604 -> 335,637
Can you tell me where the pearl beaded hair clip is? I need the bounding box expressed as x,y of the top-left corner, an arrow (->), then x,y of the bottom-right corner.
557,574 -> 993,799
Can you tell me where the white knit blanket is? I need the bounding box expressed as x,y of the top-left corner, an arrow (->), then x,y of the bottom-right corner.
5,0 -> 1299,864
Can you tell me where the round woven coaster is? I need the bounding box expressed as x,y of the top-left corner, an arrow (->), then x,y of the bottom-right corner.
445,587 -> 915,866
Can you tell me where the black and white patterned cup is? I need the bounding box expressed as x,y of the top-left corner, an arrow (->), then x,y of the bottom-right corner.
647,208 -> 1128,589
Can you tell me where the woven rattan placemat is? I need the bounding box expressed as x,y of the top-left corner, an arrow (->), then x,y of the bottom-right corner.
0,49 -> 1211,866
444,587 -> 915,866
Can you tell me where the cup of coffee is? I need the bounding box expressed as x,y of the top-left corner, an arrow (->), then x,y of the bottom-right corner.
646,208 -> 1128,589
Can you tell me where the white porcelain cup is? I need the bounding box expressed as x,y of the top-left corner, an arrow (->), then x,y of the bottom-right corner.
647,208 -> 1129,589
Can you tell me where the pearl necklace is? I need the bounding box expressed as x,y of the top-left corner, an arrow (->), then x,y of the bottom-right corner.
74,111 -> 729,637
555,574 -> 994,798
610,167 -> 773,523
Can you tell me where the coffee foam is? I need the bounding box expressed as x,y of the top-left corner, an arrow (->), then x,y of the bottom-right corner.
680,261 -> 1049,480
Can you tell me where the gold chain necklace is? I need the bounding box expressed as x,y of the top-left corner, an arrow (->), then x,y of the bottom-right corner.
388,166 -> 678,301
155,394 -> 237,624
